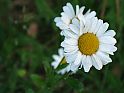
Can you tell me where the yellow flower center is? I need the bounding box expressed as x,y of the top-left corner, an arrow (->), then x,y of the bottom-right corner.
78,33 -> 99,55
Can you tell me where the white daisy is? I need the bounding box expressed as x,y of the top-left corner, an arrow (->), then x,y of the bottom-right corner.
54,2 -> 96,35
61,17 -> 117,72
51,48 -> 72,74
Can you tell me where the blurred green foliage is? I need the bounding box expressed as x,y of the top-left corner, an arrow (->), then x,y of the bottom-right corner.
0,0 -> 124,93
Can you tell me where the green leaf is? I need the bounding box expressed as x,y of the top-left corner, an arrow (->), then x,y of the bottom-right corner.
66,77 -> 84,92
26,89 -> 35,93
35,0 -> 54,21
30,74 -> 44,87
17,69 -> 26,77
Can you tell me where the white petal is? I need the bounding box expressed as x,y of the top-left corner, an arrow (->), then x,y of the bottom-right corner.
77,7 -> 86,23
74,51 -> 82,65
60,31 -> 64,36
102,61 -> 110,65
92,54 -> 103,70
54,17 -> 61,23
80,20 -> 85,35
101,51 -> 114,55
97,22 -> 109,37
51,61 -> 59,69
64,49 -> 78,56
87,18 -> 94,33
62,30 -> 78,39
58,48 -> 64,57
79,55 -> 86,69
96,51 -> 112,65
76,5 -> 79,16
82,56 -> 92,72
70,63 -> 79,72
56,22 -> 69,29
99,36 -> 117,45
65,51 -> 78,63
61,42 -> 78,52
63,38 -> 78,46
61,41 -> 73,47
66,64 -> 71,72
64,46 -> 78,53
85,11 -> 96,20
109,52 -> 114,55
70,24 -> 79,34
84,9 -> 91,16
78,13 -> 86,24
67,3 -> 75,17
72,18 -> 80,28
63,4 -> 74,19
99,44 -> 117,54
90,17 -> 98,33
82,20 -> 91,34
52,55 -> 60,61
104,30 -> 116,37
61,12 -> 71,25
79,6 -> 85,14
93,19 -> 103,34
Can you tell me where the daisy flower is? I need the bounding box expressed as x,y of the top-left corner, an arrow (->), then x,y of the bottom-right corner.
51,48 -> 72,74
54,3 -> 96,35
61,17 -> 117,72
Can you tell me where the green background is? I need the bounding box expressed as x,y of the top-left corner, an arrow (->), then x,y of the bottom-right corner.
0,0 -> 124,93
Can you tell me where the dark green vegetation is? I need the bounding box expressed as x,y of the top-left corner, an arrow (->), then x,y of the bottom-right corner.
0,0 -> 124,93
